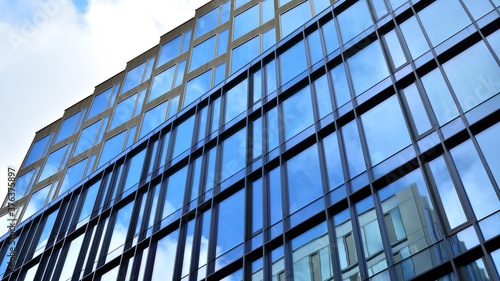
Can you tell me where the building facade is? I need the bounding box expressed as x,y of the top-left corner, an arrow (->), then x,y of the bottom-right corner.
1,0 -> 500,280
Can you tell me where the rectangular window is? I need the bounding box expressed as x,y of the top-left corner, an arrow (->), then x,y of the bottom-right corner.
195,8 -> 219,38
121,61 -> 149,94
55,110 -> 85,144
184,69 -> 212,107
282,86 -> 314,140
220,128 -> 247,182
162,166 -> 188,219
190,36 -> 216,71
217,29 -> 228,56
334,209 -> 360,280
262,27 -> 276,51
338,0 -> 372,43
59,157 -> 88,195
22,184 -> 51,220
172,115 -> 195,158
231,36 -> 260,74
401,83 -> 432,135
23,134 -> 53,167
140,101 -> 168,138
224,78 -> 248,123
97,131 -> 127,168
234,5 -> 259,40
157,35 -> 181,67
11,168 -> 39,199
74,118 -> 108,156
280,1 -> 312,38
87,84 -> 119,120
214,63 -> 226,86
279,40 -> 307,85
109,90 -> 145,129
216,189 -> 245,258
322,132 -> 344,189
39,143 -> 73,182
342,121 -> 365,177
348,40 -> 389,96
421,69 -> 459,125
330,62 -> 351,107
399,16 -> 429,59
149,65 -> 176,102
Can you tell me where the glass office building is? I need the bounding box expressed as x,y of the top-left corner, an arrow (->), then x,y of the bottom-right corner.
2,0 -> 500,280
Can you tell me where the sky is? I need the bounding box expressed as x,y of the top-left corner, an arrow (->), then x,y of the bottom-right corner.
0,0 -> 211,206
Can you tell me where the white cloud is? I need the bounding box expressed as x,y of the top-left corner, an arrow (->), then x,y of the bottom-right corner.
0,0 -> 210,212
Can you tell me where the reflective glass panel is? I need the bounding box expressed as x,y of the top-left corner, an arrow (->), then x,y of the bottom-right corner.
287,144 -> 323,213
55,112 -> 80,144
462,0 -> 494,20
122,62 -> 146,94
31,210 -> 58,258
342,120 -> 365,177
216,189 -> 245,257
262,0 -> 274,23
221,128 -> 247,182
280,1 -> 312,38
195,8 -> 218,38
252,178 -> 263,232
172,115 -> 195,158
308,30 -> 323,65
151,230 -> 179,280
450,140 -> 500,220
39,145 -> 68,182
97,131 -> 126,167
399,16 -> 429,59
330,62 -> 351,107
442,41 -> 500,112
428,156 -> 467,229
214,63 -> 226,86
106,202 -> 134,258
110,92 -> 140,129
402,83 -> 431,135
313,74 -> 332,118
487,30 -> 500,57
217,30 -> 228,56
265,59 -> 277,94
361,95 -> 411,165
348,40 -> 389,96
323,132 -> 344,189
280,40 -> 307,85
181,220 -> 195,278
221,1 -> 230,23
175,60 -> 186,88
269,168 -> 283,224
267,107 -> 279,152
14,169 -> 38,198
231,36 -> 260,74
158,35 -> 181,67
87,87 -> 113,120
57,234 -> 84,281
139,101 -> 168,138
313,0 -> 329,14
492,249 -> 500,277
24,134 -> 52,167
77,180 -> 100,223
235,0 -> 250,9
460,258 -> 490,281
421,69 -> 459,125
384,29 -> 406,69
74,120 -> 100,156
282,86 -> 314,140
23,184 -> 50,220
418,0 -> 470,47
476,123 -> 500,186
338,0 -> 372,43
59,158 -> 87,194
292,223 -> 332,280
225,79 -> 248,122
334,209 -> 360,280
149,65 -> 175,102
163,166 -> 188,218
184,69 -> 212,107
123,149 -> 146,190
322,19 -> 339,54
262,28 -> 276,51
234,5 -> 259,39
190,36 -> 216,71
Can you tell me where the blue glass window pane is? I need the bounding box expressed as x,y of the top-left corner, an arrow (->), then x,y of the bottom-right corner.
421,69 -> 459,125
282,86 -> 314,140
384,29 -> 406,69
123,149 -> 146,190
334,209 -> 359,276
225,79 -> 248,122
252,179 -> 263,232
217,30 -> 228,56
158,36 -> 181,67
39,145 -> 67,181
388,0 -> 406,10
234,5 -> 259,39
175,60 -> 186,88
181,219 -> 196,277
195,8 -> 219,38
342,121 -> 365,177
287,144 -> 323,213
463,0 -> 493,20
442,41 -> 500,112
348,40 -> 389,96
23,184 -> 51,219
323,132 -> 344,189
262,0 -> 274,23
87,87 -> 112,120
486,30 -> 500,57
184,69 -> 212,107
13,168 -> 38,198
280,0 -> 292,6
133,89 -> 146,117
172,115 -> 195,158
235,0 -> 250,9
322,20 -> 340,55
168,96 -> 180,119
253,69 -> 262,103
190,36 -> 216,71
211,97 -> 221,133
24,134 -> 52,167
492,249 -> 500,277
428,156 -> 467,229
313,0 -> 329,14
55,113 -> 80,143
418,0 -> 470,47
399,16 -> 429,59
450,140 -> 500,220
265,59 -> 277,94
163,166 -> 188,218
78,180 -> 100,222
57,235 -> 84,281
214,63 -> 226,86
140,102 -> 168,138
362,95 -> 411,165
267,107 -> 279,152
125,126 -> 136,149
33,209 -> 58,258
122,62 -> 146,94
110,93 -> 138,129
216,188 -> 245,256
262,28 -> 276,51
313,74 -> 332,118
338,0 -> 372,43
280,40 -> 307,85
149,65 -> 175,102
144,58 -> 155,81
476,123 -> 500,186
231,36 -> 260,74
181,30 -> 192,53
330,62 -> 351,107
280,1 -> 312,38
371,0 -> 388,19
221,128 -> 247,182
74,120 -> 101,157
151,230 -> 178,280
269,168 -> 283,225
106,202 -> 134,261
221,1 -> 230,23
402,83 -> 431,135
98,131 -> 126,167
59,158 -> 87,194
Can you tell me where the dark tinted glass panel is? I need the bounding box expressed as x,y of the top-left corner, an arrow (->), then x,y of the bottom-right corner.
280,40 -> 307,85
149,65 -> 175,102
282,86 -> 314,140
450,140 -> 500,220
280,1 -> 311,38
234,5 -> 259,39
287,144 -> 323,213
348,40 -> 389,96
460,258 -> 490,281
362,95 -> 411,165
338,0 -> 372,43
231,36 -> 260,74
184,69 -> 212,107
442,41 -> 500,112
158,36 -> 181,67
418,0 -> 470,47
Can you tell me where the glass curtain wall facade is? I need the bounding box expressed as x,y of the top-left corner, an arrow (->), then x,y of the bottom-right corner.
2,0 -> 500,280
